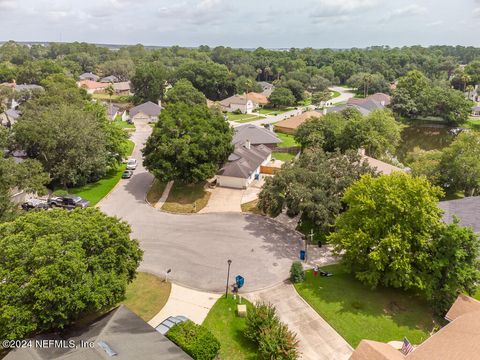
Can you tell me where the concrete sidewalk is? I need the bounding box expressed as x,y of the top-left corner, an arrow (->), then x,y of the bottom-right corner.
246,283 -> 353,360
148,283 -> 221,327
154,180 -> 174,209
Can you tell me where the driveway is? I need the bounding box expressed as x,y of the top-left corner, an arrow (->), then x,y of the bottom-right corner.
99,122 -> 303,293
200,187 -> 243,213
329,86 -> 355,105
246,283 -> 353,360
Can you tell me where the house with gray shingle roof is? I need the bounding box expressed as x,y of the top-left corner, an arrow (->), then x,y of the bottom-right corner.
4,305 -> 192,360
220,95 -> 256,114
129,101 -> 162,123
233,124 -> 281,148
79,72 -> 100,81
100,75 -> 119,83
217,141 -> 272,189
0,108 -> 20,127
439,196 -> 480,233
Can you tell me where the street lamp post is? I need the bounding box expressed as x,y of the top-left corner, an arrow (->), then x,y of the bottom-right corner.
225,259 -> 232,298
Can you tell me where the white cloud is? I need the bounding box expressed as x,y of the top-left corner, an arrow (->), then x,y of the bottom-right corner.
381,4 -> 427,22
158,0 -> 232,26
474,7 -> 480,17
310,0 -> 379,19
0,0 -> 14,10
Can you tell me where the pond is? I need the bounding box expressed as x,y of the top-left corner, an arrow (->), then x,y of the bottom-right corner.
396,124 -> 458,163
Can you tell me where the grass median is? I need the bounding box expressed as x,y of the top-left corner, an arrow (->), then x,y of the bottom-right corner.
162,182 -> 210,213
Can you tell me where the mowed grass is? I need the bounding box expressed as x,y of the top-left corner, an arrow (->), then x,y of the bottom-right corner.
69,140 -> 134,206
275,132 -> 300,148
123,272 -> 171,322
241,200 -> 264,215
256,107 -> 293,115
113,118 -> 135,129
294,264 -> 440,348
203,295 -> 257,360
465,118 -> 480,131
272,152 -> 296,161
162,182 -> 210,213
146,179 -> 167,205
330,90 -> 341,99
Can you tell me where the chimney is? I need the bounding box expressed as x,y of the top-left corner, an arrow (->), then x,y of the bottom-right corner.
158,99 -> 162,108
358,148 -> 366,157
245,140 -> 251,150
322,108 -> 327,115
381,100 -> 385,106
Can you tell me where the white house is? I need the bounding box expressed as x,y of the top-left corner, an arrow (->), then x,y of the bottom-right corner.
219,95 -> 256,114
217,141 -> 272,189
129,101 -> 162,123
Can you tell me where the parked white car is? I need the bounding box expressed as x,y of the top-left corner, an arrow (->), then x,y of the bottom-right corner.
126,158 -> 137,170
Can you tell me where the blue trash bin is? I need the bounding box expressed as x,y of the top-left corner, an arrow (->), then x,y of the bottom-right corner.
299,250 -> 305,260
235,275 -> 245,288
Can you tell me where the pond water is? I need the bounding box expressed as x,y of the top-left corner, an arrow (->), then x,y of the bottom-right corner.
396,124 -> 457,163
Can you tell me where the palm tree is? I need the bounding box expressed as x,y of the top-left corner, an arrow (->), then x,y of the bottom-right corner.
105,84 -> 114,105
363,74 -> 373,98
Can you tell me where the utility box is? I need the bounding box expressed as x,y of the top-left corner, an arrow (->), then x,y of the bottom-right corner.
237,304 -> 247,317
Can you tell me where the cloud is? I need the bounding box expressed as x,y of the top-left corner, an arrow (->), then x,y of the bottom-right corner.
158,0 -> 233,26
0,0 -> 14,10
474,7 -> 480,17
310,0 -> 379,19
381,4 -> 427,22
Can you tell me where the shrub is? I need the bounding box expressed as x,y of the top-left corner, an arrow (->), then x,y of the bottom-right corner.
245,302 -> 299,359
232,108 -> 243,114
244,302 -> 279,343
166,320 -> 220,360
258,322 -> 299,360
290,261 -> 305,283
53,189 -> 69,196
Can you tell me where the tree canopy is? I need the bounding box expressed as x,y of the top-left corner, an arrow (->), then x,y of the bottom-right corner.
258,149 -> 373,234
164,79 -> 207,106
143,103 -> 233,183
268,87 -> 296,107
131,61 -> 170,104
0,208 -> 143,340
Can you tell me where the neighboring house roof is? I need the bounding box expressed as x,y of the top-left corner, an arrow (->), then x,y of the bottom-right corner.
129,101 -> 162,117
326,103 -> 372,116
275,111 -> 321,131
5,108 -> 20,119
445,294 -> 480,322
220,94 -> 253,107
100,75 -> 119,83
439,196 -> 480,233
350,340 -> 404,360
472,105 -> 480,111
246,92 -> 268,105
348,93 -> 391,106
79,72 -> 100,81
77,80 -> 109,90
350,295 -> 480,360
113,81 -> 131,92
218,142 -> 271,179
4,305 -> 192,360
233,124 -> 281,146
15,84 -> 44,92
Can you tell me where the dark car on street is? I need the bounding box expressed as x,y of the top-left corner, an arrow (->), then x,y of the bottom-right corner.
48,195 -> 90,209
122,170 -> 133,179
21,198 -> 49,211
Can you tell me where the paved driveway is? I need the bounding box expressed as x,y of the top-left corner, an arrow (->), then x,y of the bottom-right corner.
200,187 -> 243,213
246,283 -> 353,360
329,86 -> 355,104
99,122 -> 302,293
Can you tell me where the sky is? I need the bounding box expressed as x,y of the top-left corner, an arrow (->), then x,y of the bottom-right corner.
0,0 -> 479,48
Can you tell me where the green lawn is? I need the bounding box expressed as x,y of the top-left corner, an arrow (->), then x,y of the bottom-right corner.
256,107 -> 293,115
92,93 -> 131,103
275,132 -> 300,148
113,117 -> 135,129
272,152 -> 296,161
241,200 -> 264,215
203,295 -> 257,360
146,179 -> 167,205
162,182 -> 210,213
465,118 -> 480,131
69,140 -> 134,206
227,113 -> 264,122
294,265 -> 441,348
123,272 -> 171,322
330,90 -> 341,99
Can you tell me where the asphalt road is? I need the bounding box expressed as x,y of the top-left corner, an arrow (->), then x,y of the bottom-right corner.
99,121 -> 303,293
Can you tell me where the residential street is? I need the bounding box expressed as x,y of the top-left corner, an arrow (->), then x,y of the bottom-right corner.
99,121 -> 303,293
329,86 -> 355,104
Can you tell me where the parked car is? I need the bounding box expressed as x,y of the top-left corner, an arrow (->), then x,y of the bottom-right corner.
155,316 -> 188,335
126,158 -> 137,170
48,195 -> 90,209
21,198 -> 49,211
122,170 -> 133,179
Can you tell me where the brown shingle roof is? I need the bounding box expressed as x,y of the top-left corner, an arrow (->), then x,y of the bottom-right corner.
246,92 -> 268,105
218,143 -> 271,179
274,111 -> 321,131
77,80 -> 109,90
445,294 -> 480,322
350,340 -> 404,360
